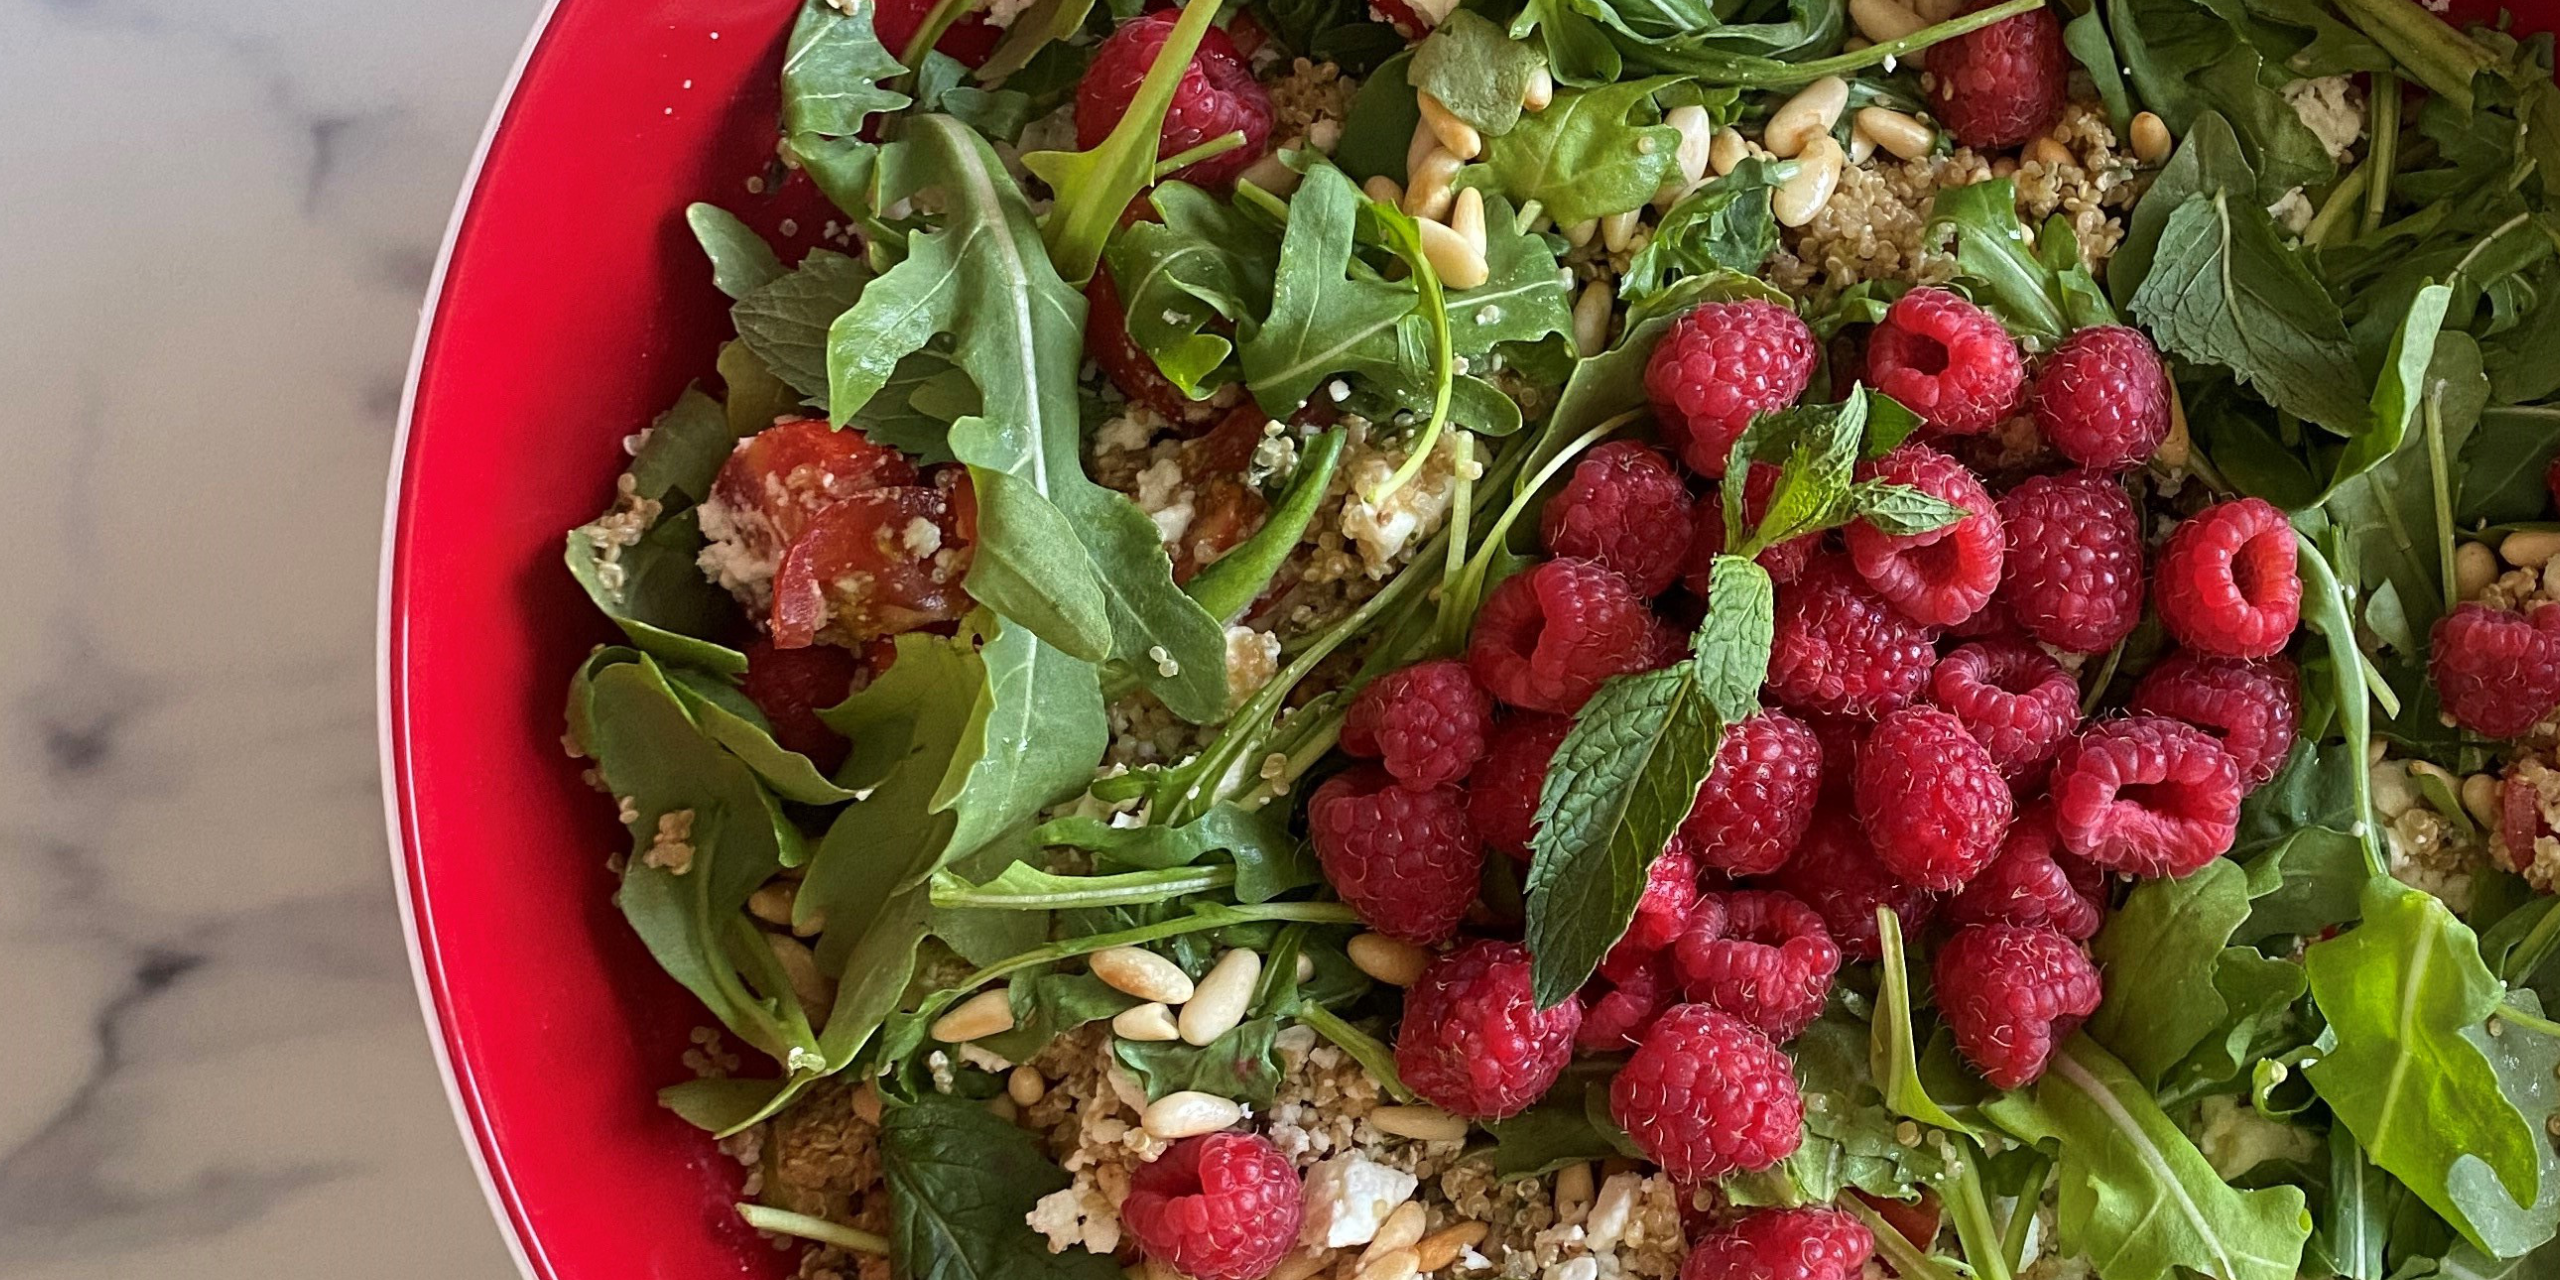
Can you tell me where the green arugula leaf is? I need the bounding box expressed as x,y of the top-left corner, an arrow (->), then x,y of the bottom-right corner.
977,971 -> 1139,1061
1250,0 -> 1406,74
931,613 -> 1108,867
1462,77 -> 1684,226
734,248 -> 868,405
1185,427 -> 1345,626
566,504 -> 746,676
1872,909 -> 1977,1136
687,204 -> 788,300
2326,283 -> 2454,493
1924,178 -> 2115,342
1023,0 -> 1225,284
2320,331 -> 2489,656
912,49 -> 1032,142
2158,946 -> 2310,1105
1732,1004 -> 1950,1206
1621,156 -> 1785,300
1238,164 -> 1422,412
718,339 -> 800,439
929,860 -> 1237,910
662,665 -> 860,805
1477,1075 -> 1644,1176
1408,11 -> 1546,137
2458,406 -> 2560,526
1510,0 -> 1620,87
2129,191 -> 2367,433
2063,8 -> 2132,134
2087,860 -> 2256,1086
1102,181 -> 1282,397
2443,988 -> 2560,1258
627,384 -> 739,508
880,1094 -> 1124,1279
1332,50 -> 1423,183
779,0 -> 913,138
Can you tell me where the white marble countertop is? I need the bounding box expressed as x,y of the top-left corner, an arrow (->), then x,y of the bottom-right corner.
0,0 -> 541,1273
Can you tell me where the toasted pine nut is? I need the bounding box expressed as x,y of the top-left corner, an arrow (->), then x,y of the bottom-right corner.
2458,539 -> 2500,600
1360,1203 -> 1429,1268
2465,773 -> 2504,829
1523,66 -> 1555,111
2502,529 -> 2560,569
851,1080 -> 883,1124
1451,187 -> 1490,258
1708,126 -> 1748,176
1912,0 -> 1959,19
1364,175 -> 1405,206
1554,1161 -> 1595,1223
1008,1064 -> 1048,1107
1403,147 -> 1463,221
1406,115 -> 1439,183
1851,0 -> 1927,42
1270,1251 -> 1336,1280
1180,949 -> 1261,1046
1417,91 -> 1483,160
1418,218 -> 1491,289
1416,1223 -> 1488,1273
1239,150 -> 1303,197
1296,953 -> 1316,982
2369,739 -> 2391,767
747,880 -> 797,927
1573,279 -> 1615,358
1354,1248 -> 1420,1280
1113,1001 -> 1181,1041
1764,75 -> 1848,158
930,988 -> 1014,1043
1599,207 -> 1641,254
1091,946 -> 1197,1004
2025,137 -> 2075,170
1141,1090 -> 1245,1140
1562,217 -> 1599,247
2371,762 -> 2418,819
1369,1104 -> 1471,1142
1848,129 -> 1875,163
1991,155 -> 2018,178
1857,107 -> 1934,161
1667,105 -> 1715,185
1773,135 -> 1844,227
2131,111 -> 2173,163
1348,933 -> 1432,986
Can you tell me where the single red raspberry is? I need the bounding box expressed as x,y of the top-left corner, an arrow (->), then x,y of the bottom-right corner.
739,639 -> 863,775
1543,441 -> 1695,595
2156,498 -> 2302,659
1945,802 -> 2106,939
1469,714 -> 1572,861
2547,456 -> 2560,514
1075,10 -> 1274,189
1856,706 -> 2014,891
2126,652 -> 2301,786
1610,1004 -> 1803,1180
1928,639 -> 2081,785
1948,592 -> 2022,641
1865,288 -> 2025,435
1468,557 -> 1674,714
2031,326 -> 2171,471
1308,766 -> 1481,943
1934,924 -> 2103,1089
1670,891 -> 1841,1042
1996,470 -> 2145,653
1768,811 -> 1938,962
1846,443 -> 2005,627
1679,711 -> 1826,875
1342,659 -> 1493,790
1578,953 -> 1677,1053
1767,556 -> 1941,718
1396,940 -> 1582,1118
1683,1208 -> 1876,1280
1619,842 -> 1704,956
1120,1131 -> 1303,1280
1924,0 -> 2068,149
1688,464 -> 1818,591
2048,716 -> 2243,877
1645,301 -> 1820,478
2432,603 -> 2560,738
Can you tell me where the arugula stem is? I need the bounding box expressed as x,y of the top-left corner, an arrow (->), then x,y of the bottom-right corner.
1371,224 -> 1456,505
1154,131 -> 1246,182
2426,397 -> 2457,615
2079,638 -> 2127,717
2294,531 -> 2388,879
2303,163 -> 2371,248
929,865 -> 1237,909
2358,648 -> 2404,720
910,901 -> 1363,1031
1700,0 -> 2044,87
1434,454 -> 1478,645
2363,74 -> 2399,237
2503,903 -> 2560,985
1443,410 -> 1642,641
898,0 -> 985,84
737,1205 -> 892,1254
1942,1140 -> 2015,1280
1294,1002 -> 1419,1103
2003,1157 -> 2051,1274
1844,1198 -> 1964,1280
2496,1001 -> 2560,1038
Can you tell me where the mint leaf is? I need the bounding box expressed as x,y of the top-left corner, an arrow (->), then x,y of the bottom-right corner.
1462,76 -> 1683,226
2126,191 -> 2366,433
1692,555 -> 1773,725
1725,390 -> 1867,552
2109,112 -> 2255,312
1407,10 -> 1545,137
1849,480 -> 1968,538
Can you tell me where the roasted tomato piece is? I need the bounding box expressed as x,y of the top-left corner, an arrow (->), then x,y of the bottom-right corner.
705,418 -> 920,575
1169,406 -> 1274,583
739,638 -> 864,774
771,469 -> 975,648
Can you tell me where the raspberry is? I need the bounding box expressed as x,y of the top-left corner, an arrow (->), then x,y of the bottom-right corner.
1610,1004 -> 1804,1180
1768,811 -> 1938,961
2432,603 -> 2560,738
1120,1131 -> 1303,1280
1683,1208 -> 1876,1280
1679,711 -> 1826,875
739,639 -> 863,775
1934,924 -> 2103,1089
2547,455 -> 2560,514
1396,940 -> 1582,1118
1470,714 -> 1573,861
1670,891 -> 1841,1041
1864,288 -> 2025,435
1927,639 -> 2081,784
2156,498 -> 2301,660
1469,557 -> 1674,714
1996,470 -> 2145,653
1543,441 -> 1696,595
1620,842 -> 1705,956
1945,802 -> 2106,939
1924,0 -> 2068,149
1855,706 -> 2014,891
1806,713 -> 1864,803
1846,443 -> 2005,627
1766,556 -> 1941,718
1645,301 -> 1820,478
2126,652 -> 2301,786
1308,766 -> 1481,943
1948,592 -> 2021,640
1688,464 -> 1818,590
1087,265 -> 1214,425
1579,954 -> 1676,1053
1076,10 -> 1273,189
2048,716 -> 2244,877
2031,326 -> 2171,471
1343,659 -> 1493,790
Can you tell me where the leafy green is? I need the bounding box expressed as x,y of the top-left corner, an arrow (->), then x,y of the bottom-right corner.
1331,50 -> 1422,183
734,248 -> 868,404
1101,181 -> 1281,399
1185,427 -> 1345,626
1114,1017 -> 1284,1105
688,203 -> 787,300
1250,0 -> 1406,75
1034,804 -> 1313,902
2063,7 -> 2132,134
565,507 -> 743,675
2458,406 -> 2560,526
718,339 -> 799,440
1463,77 -> 1684,226
628,384 -> 739,507
1691,556 -> 1775,724
779,0 -> 912,138
978,971 -> 1139,1062
2319,332 -> 2490,657
1407,11 -> 1546,137
1925,178 -> 2115,343
2087,860 -> 2257,1086
662,665 -> 860,805
1510,0 -> 1620,88
1023,0 -> 1225,284
880,1095 -> 1122,1279
1620,156 -> 1784,302
1735,1004 -> 1949,1206
1476,1075 -> 1643,1177
1872,909 -> 1976,1136
2129,191 -> 2366,433
2111,112 -> 2254,313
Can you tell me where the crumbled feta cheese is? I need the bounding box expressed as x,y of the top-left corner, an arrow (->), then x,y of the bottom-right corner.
1134,457 -> 1196,546
2267,188 -> 2315,235
958,1042 -> 1014,1075
694,491 -> 781,610
900,516 -> 943,558
2283,75 -> 2364,162
1097,407 -> 1164,455
1298,1153 -> 1418,1248
1338,429 -> 1480,575
1027,1186 -> 1123,1255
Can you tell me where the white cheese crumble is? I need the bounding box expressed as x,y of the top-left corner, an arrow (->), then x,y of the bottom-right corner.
1298,1153 -> 1418,1249
1134,456 -> 1196,546
2282,75 -> 2364,162
1338,428 -> 1482,575
695,491 -> 782,610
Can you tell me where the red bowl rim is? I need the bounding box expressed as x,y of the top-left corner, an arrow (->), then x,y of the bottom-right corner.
377,1 -> 569,1276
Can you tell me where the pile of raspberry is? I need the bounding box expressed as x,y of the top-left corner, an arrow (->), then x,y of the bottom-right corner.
1304,289 -> 2312,1200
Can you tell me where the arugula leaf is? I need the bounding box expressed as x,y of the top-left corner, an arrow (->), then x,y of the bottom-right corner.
2128,191 -> 2367,433
929,860 -> 1237,910
718,339 -> 799,440
1621,156 -> 1785,301
734,248 -> 868,404
1332,50 -> 1423,183
2458,406 -> 2560,526
779,0 -> 913,138
661,665 -> 859,805
2444,988 -> 2560,1258
2087,860 -> 2256,1086
1463,77 -> 1684,226
1023,0 -> 1224,284
1239,164 -> 1423,412
1407,11 -> 1546,137
2063,8 -> 2133,135
565,507 -> 745,675
2320,332 -> 2490,656
1477,1075 -> 1644,1176
1510,0 -> 1620,87
977,971 -> 1138,1061
1114,1017 -> 1284,1105
1102,181 -> 1281,398
1734,1004 -> 1949,1206
911,50 -> 1032,142
2328,284 -> 2455,492
1924,178 -> 2115,342
1250,0 -> 1406,75
932,613 -> 1108,867
688,204 -> 788,300
880,1094 -> 1123,1279
1185,427 -> 1345,626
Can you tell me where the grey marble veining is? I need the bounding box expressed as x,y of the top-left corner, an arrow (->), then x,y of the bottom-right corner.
0,0 -> 542,1273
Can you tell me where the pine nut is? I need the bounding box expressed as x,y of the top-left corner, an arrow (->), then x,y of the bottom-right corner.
1708,126 -> 1747,176
1364,175 -> 1405,207
1451,187 -> 1490,259
2368,739 -> 2391,767
1348,933 -> 1432,986
1297,953 -> 1316,982
1354,1248 -> 1420,1280
1851,0 -> 1927,42
1369,1104 -> 1471,1142
2371,762 -> 2418,819
747,880 -> 797,927
1360,1203 -> 1429,1268
2458,539 -> 2500,599
1667,105 -> 1715,185
986,1095 -> 1019,1123
1407,115 -> 1439,183
1600,207 -> 1641,253
1417,1223 -> 1488,1272
2131,111 -> 2173,163
1113,1001 -> 1182,1041
1554,1161 -> 1595,1223
1773,135 -> 1844,227
1240,150 -> 1303,197
1181,949 -> 1261,1045
1573,279 -> 1616,358
1271,1251 -> 1336,1280
1586,1173 -> 1641,1251
1991,156 -> 2018,177
2025,137 -> 2075,170
1764,76 -> 1848,158
1417,91 -> 1483,160
1857,107 -> 1934,161
1091,946 -> 1196,1004
2501,529 -> 2560,569
1523,65 -> 1555,111
1008,1064 -> 1048,1107
2465,773 -> 2504,829
851,1080 -> 883,1125
764,934 -> 835,1028
1141,1090 -> 1245,1139
1563,217 -> 1599,247
930,988 -> 1014,1043
1848,129 -> 1875,164
1418,218 -> 1491,289
1403,147 -> 1462,221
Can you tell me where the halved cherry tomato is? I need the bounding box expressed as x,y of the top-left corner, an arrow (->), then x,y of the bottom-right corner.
770,469 -> 975,648
2505,766 -> 2548,878
1367,0 -> 1434,40
1169,405 -> 1274,582
1087,265 -> 1223,427
739,638 -> 864,774
873,0 -> 1003,68
1853,1189 -> 1944,1252
708,418 -> 919,574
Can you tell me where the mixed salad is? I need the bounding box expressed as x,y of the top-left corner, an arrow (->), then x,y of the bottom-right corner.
557,0 -> 2560,1276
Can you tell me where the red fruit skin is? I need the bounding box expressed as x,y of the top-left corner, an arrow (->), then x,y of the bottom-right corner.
1846,443 -> 2005,627
2433,603 -> 2560,738
1086,264 -> 1221,426
1864,287 -> 2025,435
1469,714 -> 1574,861
738,639 -> 863,775
1308,766 -> 1482,944
1925,0 -> 2068,149
1855,706 -> 2015,891
1164,406 -> 1273,583
1934,924 -> 2103,1090
1946,801 -> 2107,940
2049,716 -> 2245,877
1342,658 -> 1494,790
1396,940 -> 1583,1119
708,418 -> 920,571
1996,470 -> 2145,654
1610,1004 -> 1804,1181
1670,891 -> 1842,1042
1578,953 -> 1677,1054
1679,711 -> 1826,875
1468,557 -> 1674,714
2126,652 -> 2301,787
872,0 -> 1004,68
1767,810 -> 1939,962
2504,765 -> 2550,877
2032,326 -> 2171,472
1075,10 -> 1274,189
1682,1208 -> 1876,1280
770,470 -> 976,647
1617,842 -> 1705,957
2546,455 -> 2560,514
1688,464 -> 1818,592
2156,498 -> 2302,659
1766,556 -> 1943,718
1645,301 -> 1820,478
1543,441 -> 1696,595
1367,0 -> 1435,38
1928,638 -> 2083,785
1120,1132 -> 1303,1280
